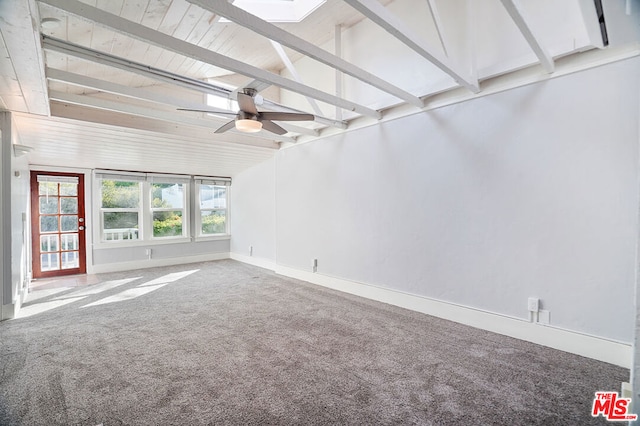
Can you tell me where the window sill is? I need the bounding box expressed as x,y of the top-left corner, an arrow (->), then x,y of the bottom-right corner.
194,234 -> 231,242
94,235 -> 230,249
95,237 -> 192,249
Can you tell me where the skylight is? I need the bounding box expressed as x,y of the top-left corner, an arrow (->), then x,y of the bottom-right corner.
225,0 -> 326,23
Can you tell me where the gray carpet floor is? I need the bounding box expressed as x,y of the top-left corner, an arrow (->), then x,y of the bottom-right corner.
0,259 -> 629,425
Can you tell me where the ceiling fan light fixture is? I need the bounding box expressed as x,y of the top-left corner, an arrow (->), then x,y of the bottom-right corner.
236,119 -> 262,133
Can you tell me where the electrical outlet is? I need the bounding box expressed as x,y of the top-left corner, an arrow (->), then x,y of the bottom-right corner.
527,297 -> 539,312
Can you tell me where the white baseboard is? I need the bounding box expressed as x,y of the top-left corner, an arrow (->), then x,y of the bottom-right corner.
2,287 -> 27,320
1,303 -> 16,320
91,252 -> 230,274
229,253 -> 631,368
230,253 -> 277,271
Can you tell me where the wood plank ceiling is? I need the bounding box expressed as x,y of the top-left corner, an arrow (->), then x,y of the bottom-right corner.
0,0 -> 636,177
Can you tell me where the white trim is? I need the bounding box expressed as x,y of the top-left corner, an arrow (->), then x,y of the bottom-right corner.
230,252 -> 277,271
293,44 -> 640,147
230,253 -> 631,368
194,235 -> 231,243
94,169 -> 192,184
94,170 -> 146,181
28,165 -> 95,278
91,252 -> 230,274
195,182 -> 230,237
94,237 -> 192,248
94,175 -> 192,246
194,176 -> 232,186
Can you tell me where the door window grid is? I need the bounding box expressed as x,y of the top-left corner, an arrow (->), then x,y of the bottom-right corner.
36,177 -> 81,271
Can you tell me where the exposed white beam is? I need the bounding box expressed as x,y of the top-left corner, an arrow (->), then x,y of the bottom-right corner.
40,0 -> 381,119
467,0 -> 478,83
270,41 -> 323,116
260,99 -> 347,130
187,0 -> 423,108
46,68 -> 230,114
499,0 -> 555,73
46,103 -> 281,151
335,24 -> 343,122
577,0 -> 606,49
43,35 -> 232,98
427,0 -> 448,57
48,90 -> 297,144
343,0 -> 479,93
275,122 -> 320,137
46,67 -> 319,137
43,36 -> 345,130
234,80 -> 272,96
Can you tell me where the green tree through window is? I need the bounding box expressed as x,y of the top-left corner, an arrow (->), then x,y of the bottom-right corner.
101,180 -> 140,239
101,180 -> 139,208
151,183 -> 185,238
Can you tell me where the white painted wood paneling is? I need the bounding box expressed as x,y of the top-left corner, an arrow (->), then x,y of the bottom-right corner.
13,111 -> 276,177
0,0 -> 48,114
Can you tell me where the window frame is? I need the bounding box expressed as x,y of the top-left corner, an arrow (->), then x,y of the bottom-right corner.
94,171 -> 198,247
97,174 -> 144,244
148,178 -> 190,241
194,177 -> 231,240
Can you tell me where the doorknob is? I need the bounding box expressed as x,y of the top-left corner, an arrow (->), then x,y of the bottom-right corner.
79,226 -> 85,231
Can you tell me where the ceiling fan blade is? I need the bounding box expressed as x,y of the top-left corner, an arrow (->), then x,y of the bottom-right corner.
177,108 -> 237,116
259,112 -> 314,122
237,92 -> 258,114
214,120 -> 237,134
260,120 -> 288,135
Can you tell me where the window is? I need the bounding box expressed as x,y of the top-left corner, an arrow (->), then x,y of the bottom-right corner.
95,171 -> 228,245
199,185 -> 226,235
150,181 -> 186,239
99,178 -> 142,241
206,93 -> 238,113
195,177 -> 231,237
219,0 -> 326,23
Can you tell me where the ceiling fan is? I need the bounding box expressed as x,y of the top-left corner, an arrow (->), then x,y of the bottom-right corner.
178,88 -> 315,135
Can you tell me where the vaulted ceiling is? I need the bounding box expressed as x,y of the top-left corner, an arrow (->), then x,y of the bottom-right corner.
0,0 -> 638,177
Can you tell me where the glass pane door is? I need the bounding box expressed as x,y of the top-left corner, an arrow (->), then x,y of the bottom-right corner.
31,172 -> 86,278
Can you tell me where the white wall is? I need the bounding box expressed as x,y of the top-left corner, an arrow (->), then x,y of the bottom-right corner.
234,58 -> 639,347
11,140 -> 30,311
230,156 -> 276,263
92,239 -> 230,272
0,113 -> 8,319
0,112 -> 31,320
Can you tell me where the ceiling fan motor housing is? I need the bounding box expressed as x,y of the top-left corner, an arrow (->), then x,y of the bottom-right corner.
237,110 -> 259,122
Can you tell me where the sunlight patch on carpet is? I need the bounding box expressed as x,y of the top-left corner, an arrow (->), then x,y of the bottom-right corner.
54,277 -> 142,300
81,284 -> 167,308
137,270 -> 199,286
16,297 -> 88,318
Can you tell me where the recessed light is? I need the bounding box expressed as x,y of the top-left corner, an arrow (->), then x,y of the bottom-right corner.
41,17 -> 61,29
